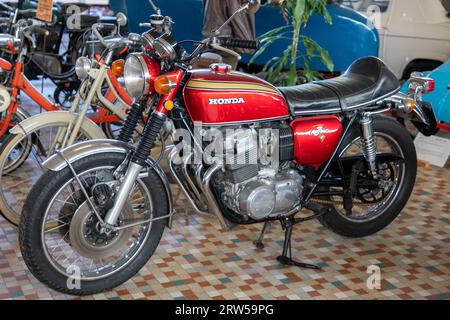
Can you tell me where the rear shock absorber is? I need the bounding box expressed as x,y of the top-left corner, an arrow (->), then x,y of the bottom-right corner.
118,102 -> 145,143
360,114 -> 378,177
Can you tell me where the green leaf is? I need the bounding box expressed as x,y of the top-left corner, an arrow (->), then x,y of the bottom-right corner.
254,0 -> 333,84
292,0 -> 306,27
257,25 -> 289,40
286,64 -> 298,86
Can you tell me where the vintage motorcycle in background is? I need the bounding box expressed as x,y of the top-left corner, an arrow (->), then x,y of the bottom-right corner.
0,0 -> 119,107
18,0 -> 436,295
0,14 -> 141,226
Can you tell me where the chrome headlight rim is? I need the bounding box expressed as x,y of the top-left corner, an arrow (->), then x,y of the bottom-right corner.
124,53 -> 151,99
75,57 -> 92,80
153,35 -> 177,61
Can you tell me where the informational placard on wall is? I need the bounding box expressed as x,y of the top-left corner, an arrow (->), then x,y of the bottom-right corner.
414,133 -> 450,168
36,0 -> 54,23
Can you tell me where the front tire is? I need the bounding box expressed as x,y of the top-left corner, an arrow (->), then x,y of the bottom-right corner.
19,152 -> 169,295
318,116 -> 417,238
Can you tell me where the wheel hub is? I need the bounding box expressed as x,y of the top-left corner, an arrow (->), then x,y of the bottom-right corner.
69,201 -> 134,260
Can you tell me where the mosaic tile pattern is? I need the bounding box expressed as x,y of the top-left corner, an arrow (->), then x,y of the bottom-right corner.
0,160 -> 449,300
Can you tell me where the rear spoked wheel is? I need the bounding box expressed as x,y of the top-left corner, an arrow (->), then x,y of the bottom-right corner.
318,117 -> 417,238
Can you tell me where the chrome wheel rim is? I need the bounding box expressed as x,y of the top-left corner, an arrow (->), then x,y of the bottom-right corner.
41,165 -> 153,281
332,132 -> 406,223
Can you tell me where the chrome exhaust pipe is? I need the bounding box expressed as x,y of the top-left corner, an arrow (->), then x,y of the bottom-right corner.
168,148 -> 209,216
201,162 -> 230,231
182,152 -> 207,209
168,148 -> 230,230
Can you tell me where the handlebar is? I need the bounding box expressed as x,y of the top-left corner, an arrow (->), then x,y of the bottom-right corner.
216,37 -> 260,50
92,23 -> 117,48
91,23 -> 143,54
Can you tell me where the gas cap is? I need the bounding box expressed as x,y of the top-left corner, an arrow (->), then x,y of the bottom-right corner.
210,63 -> 232,74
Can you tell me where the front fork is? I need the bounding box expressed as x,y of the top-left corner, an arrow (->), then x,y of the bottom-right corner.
102,70 -> 184,228
103,111 -> 167,226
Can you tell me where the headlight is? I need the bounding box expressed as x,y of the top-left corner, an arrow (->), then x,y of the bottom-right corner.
124,54 -> 150,98
75,57 -> 91,80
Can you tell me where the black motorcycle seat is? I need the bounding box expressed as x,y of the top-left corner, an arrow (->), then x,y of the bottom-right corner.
278,57 -> 400,116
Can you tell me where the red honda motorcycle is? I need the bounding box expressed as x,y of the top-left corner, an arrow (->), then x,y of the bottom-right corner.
19,1 -> 435,295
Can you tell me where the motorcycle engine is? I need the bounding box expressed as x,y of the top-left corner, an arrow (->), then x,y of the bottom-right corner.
214,123 -> 303,220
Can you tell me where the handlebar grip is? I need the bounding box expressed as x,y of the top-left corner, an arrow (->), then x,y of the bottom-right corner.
95,23 -> 116,33
217,37 -> 260,50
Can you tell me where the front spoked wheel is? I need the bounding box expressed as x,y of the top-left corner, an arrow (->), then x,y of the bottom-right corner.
318,116 -> 417,238
19,153 -> 168,295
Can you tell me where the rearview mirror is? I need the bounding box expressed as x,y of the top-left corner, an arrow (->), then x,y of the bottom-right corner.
116,12 -> 128,27
245,0 -> 261,14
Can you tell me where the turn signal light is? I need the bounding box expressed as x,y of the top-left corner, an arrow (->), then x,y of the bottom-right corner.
403,98 -> 415,113
111,59 -> 125,77
154,76 -> 174,95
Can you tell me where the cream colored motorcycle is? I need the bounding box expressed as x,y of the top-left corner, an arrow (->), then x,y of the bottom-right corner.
0,14 -> 143,226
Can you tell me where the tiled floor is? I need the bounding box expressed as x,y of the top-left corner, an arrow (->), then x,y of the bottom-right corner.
0,80 -> 449,300
0,161 -> 449,300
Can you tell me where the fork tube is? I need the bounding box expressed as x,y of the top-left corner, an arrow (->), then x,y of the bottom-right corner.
66,64 -> 109,145
104,162 -> 143,226
104,111 -> 167,226
50,84 -> 85,150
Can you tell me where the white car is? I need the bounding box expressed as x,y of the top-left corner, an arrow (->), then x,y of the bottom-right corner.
342,0 -> 450,79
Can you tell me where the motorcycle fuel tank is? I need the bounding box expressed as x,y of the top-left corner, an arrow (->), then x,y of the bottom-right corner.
291,116 -> 343,169
183,65 -> 290,125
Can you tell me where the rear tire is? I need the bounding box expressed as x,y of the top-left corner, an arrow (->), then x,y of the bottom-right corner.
318,116 -> 417,238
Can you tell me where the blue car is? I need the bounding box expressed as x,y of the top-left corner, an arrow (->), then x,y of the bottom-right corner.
110,0 -> 379,73
401,61 -> 450,133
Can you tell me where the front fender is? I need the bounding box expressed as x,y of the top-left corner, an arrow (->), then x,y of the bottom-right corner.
9,111 -> 106,139
43,139 -> 173,215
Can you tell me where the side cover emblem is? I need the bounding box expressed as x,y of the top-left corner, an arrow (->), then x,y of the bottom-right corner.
311,125 -> 329,143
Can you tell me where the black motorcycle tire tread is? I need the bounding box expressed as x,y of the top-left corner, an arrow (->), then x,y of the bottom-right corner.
318,116 -> 417,238
19,153 -> 169,296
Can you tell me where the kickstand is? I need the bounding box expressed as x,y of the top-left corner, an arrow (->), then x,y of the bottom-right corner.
277,216 -> 322,270
254,221 -> 271,249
